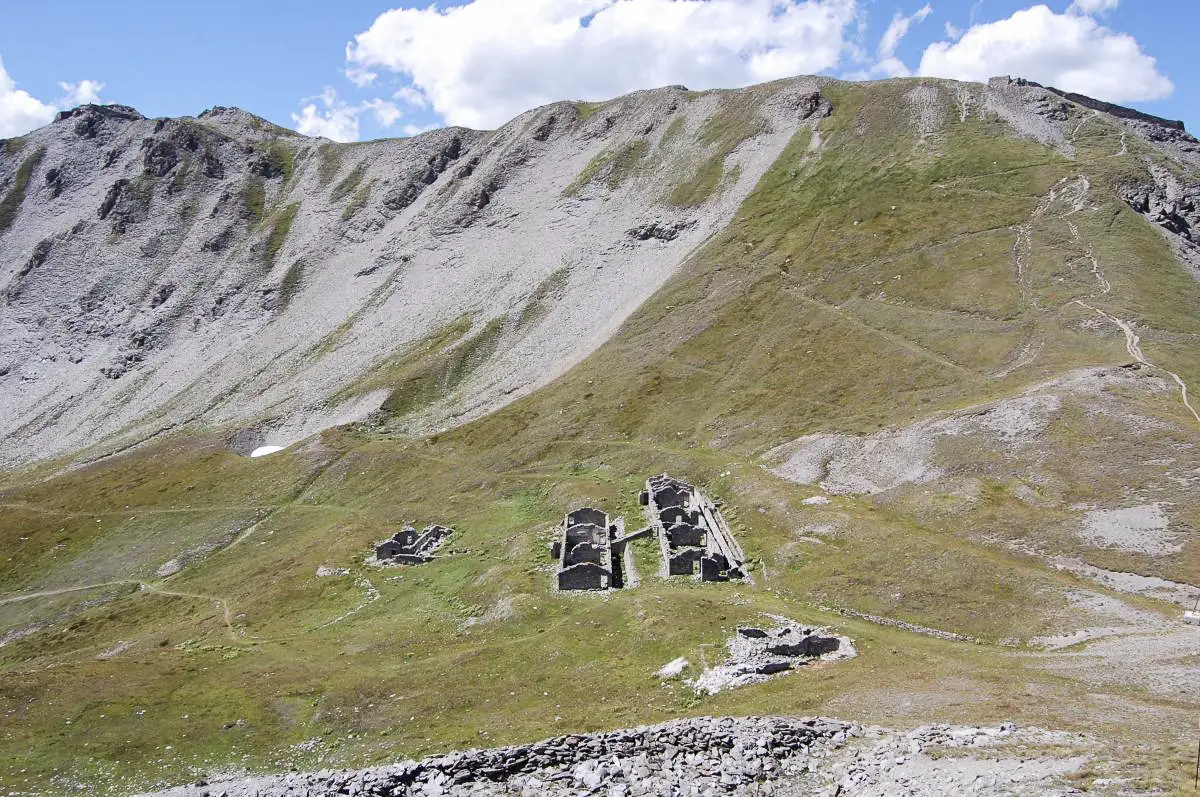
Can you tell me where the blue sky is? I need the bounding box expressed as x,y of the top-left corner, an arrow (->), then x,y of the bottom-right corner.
0,0 -> 1194,141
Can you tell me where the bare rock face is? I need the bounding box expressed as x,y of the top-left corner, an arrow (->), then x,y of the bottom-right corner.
0,74 -> 1196,468
0,80 -> 826,467
1122,164 -> 1200,276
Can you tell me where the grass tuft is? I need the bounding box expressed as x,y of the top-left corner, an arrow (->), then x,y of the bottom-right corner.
277,259 -> 305,311
264,203 -> 298,266
331,163 -> 367,203
564,139 -> 649,197
341,181 -> 372,221
0,145 -> 45,234
241,177 -> 266,224
667,92 -> 767,207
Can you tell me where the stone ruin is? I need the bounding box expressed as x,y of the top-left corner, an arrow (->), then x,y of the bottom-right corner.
641,473 -> 746,581
692,617 -> 855,695
375,525 -> 453,564
552,508 -> 615,590
551,508 -> 654,591
551,474 -> 747,591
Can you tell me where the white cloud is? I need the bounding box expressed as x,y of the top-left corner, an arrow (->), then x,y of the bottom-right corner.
59,79 -> 105,107
346,0 -> 860,129
393,86 -> 430,109
291,88 -> 404,142
918,4 -> 1172,104
944,21 -> 961,40
362,97 -> 402,127
293,88 -> 361,141
879,4 -> 931,61
1069,0 -> 1118,14
401,122 -> 440,137
0,55 -> 57,138
873,3 -> 932,78
345,64 -> 379,88
1,56 -> 109,138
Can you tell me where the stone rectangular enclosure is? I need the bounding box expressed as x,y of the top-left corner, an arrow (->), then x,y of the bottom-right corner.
554,508 -> 615,590
376,524 -> 453,564
641,474 -> 746,581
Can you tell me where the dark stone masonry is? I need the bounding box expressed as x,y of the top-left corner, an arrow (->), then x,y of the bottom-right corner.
552,474 -> 747,591
553,508 -> 617,590
375,525 -> 453,565
642,474 -> 746,582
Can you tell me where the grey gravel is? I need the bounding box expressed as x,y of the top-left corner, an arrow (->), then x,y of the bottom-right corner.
140,715 -> 1094,797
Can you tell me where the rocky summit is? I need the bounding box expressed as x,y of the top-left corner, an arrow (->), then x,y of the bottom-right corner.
2,74 -> 1199,796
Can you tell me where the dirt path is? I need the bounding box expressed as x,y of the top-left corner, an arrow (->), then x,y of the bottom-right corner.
1067,220 -> 1111,295
1073,300 -> 1200,427
0,581 -> 135,605
787,289 -> 978,378
139,582 -> 238,641
1,579 -> 240,641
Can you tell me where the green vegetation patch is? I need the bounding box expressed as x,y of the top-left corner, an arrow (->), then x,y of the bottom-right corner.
331,163 -> 367,203
668,153 -> 726,208
3,136 -> 27,156
659,116 -> 685,149
341,180 -> 373,221
264,203 -> 299,266
264,140 -> 295,183
382,316 -> 507,416
276,258 -> 305,312
516,267 -> 570,331
0,145 -> 45,234
325,316 -> 472,407
667,92 -> 767,207
573,101 -> 606,124
564,139 -> 649,197
316,143 -> 342,186
241,176 -> 266,223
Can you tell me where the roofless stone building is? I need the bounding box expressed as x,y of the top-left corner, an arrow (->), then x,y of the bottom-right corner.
641,474 -> 746,581
376,525 -> 453,564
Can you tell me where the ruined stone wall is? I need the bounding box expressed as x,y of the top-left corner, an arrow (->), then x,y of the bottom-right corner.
558,562 -> 608,591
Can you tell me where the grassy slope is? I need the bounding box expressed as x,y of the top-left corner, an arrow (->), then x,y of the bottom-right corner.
2,80 -> 1199,794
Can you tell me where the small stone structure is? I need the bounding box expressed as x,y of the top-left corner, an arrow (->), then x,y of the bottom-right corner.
641,473 -> 746,581
693,617 -> 855,695
375,525 -> 453,564
553,508 -> 616,590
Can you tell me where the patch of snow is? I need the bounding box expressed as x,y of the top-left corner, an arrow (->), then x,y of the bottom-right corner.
315,566 -> 350,578
250,445 -> 286,458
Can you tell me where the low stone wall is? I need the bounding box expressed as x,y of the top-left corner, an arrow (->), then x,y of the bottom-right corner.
150,716 -> 854,797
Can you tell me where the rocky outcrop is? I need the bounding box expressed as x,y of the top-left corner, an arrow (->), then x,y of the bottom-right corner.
148,716 -> 856,796
1122,164 -> 1200,276
0,80 -> 823,467
143,716 -> 1091,797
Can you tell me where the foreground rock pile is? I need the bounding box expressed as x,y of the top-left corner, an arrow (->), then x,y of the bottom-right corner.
154,716 -> 854,797
149,716 -> 1093,797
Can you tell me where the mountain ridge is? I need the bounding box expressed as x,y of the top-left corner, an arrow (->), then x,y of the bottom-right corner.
1,74 -> 1196,473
